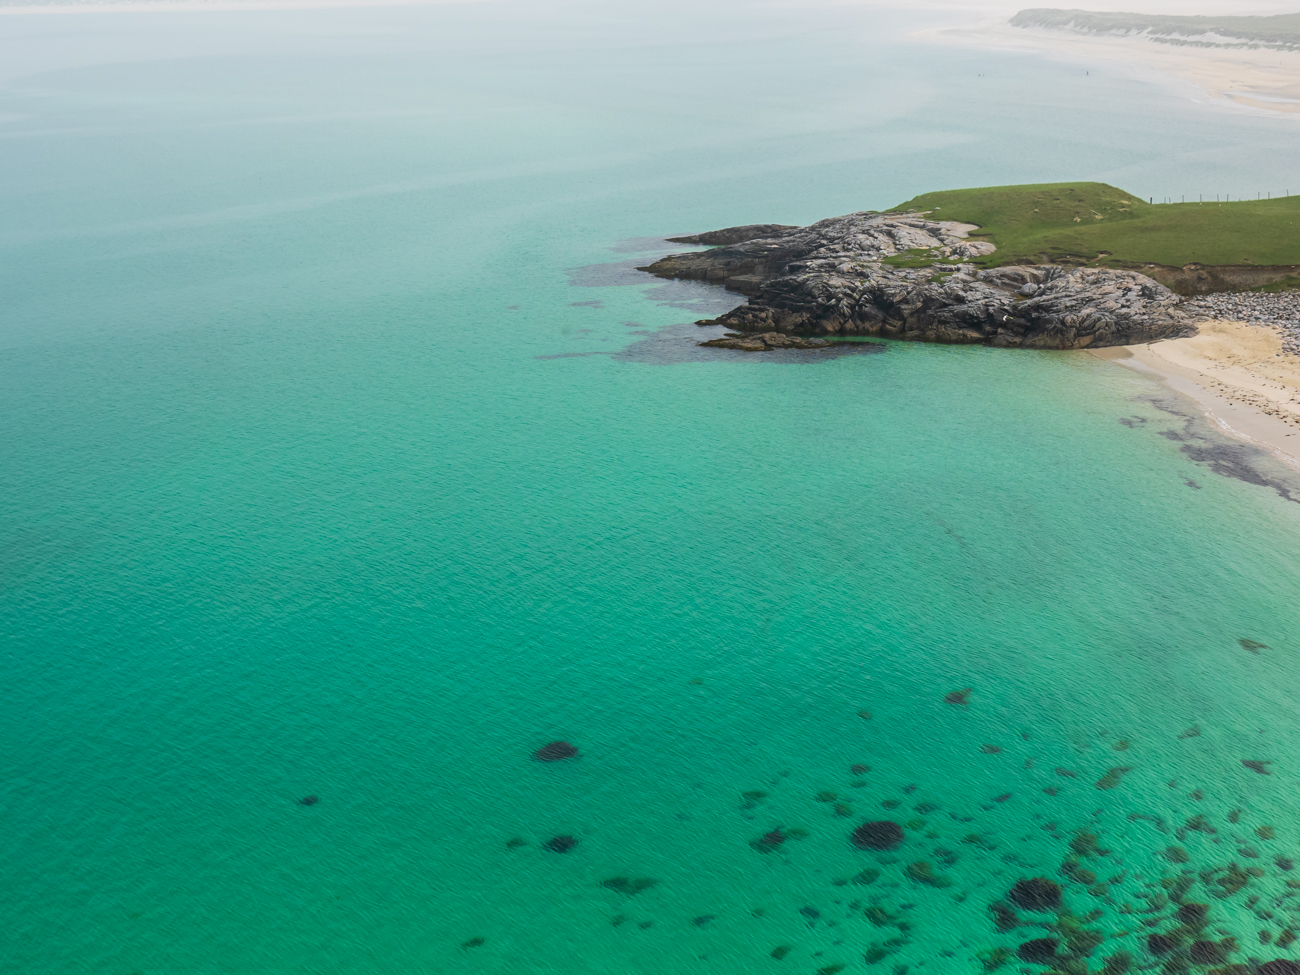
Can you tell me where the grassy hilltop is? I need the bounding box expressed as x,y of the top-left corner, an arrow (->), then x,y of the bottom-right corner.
888,182 -> 1300,290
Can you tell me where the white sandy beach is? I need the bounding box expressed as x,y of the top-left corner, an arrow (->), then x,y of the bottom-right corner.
928,16 -> 1300,120
1093,321 -> 1300,470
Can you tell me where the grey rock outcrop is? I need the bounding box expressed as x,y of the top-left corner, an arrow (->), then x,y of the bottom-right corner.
641,212 -> 1193,349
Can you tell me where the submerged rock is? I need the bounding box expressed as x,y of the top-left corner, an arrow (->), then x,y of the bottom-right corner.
851,820 -> 905,851
533,741 -> 580,762
1095,767 -> 1133,790
699,331 -> 836,351
1189,939 -> 1225,964
1243,759 -> 1273,774
906,861 -> 951,887
945,687 -> 973,705
990,901 -> 1019,932
1007,877 -> 1062,912
601,876 -> 658,895
1016,938 -> 1059,963
544,835 -> 578,853
751,828 -> 788,853
298,795 -> 319,806
1261,962 -> 1300,975
1145,933 -> 1176,955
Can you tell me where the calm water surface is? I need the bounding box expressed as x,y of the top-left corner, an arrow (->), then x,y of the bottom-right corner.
3,3 -> 1300,972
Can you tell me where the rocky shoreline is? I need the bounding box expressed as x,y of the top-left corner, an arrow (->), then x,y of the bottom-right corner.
1185,292 -> 1300,357
640,213 -> 1194,351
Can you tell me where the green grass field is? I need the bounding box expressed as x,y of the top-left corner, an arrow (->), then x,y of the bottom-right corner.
889,182 -> 1300,271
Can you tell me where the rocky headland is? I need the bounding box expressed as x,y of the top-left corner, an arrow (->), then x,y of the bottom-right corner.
639,212 -> 1193,350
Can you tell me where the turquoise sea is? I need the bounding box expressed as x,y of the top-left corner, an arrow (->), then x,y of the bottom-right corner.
3,2 -> 1300,973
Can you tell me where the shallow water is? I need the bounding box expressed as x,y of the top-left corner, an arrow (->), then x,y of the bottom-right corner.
3,3 -> 1300,973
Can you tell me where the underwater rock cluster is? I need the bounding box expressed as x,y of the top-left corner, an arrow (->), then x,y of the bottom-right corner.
490,682 -> 1300,972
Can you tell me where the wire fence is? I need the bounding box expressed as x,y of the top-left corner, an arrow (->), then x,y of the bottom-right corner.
1148,192 -> 1292,204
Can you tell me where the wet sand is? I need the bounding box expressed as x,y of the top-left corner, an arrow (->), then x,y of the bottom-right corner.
1093,320 -> 1300,470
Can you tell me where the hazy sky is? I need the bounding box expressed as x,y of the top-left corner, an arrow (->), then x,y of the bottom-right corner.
2,0 -> 1299,12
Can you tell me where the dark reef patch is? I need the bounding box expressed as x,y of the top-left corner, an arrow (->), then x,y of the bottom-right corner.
1008,878 -> 1062,912
1016,937 -> 1059,963
851,820 -> 905,851
1145,933 -> 1176,955
534,741 -> 580,762
1145,393 -> 1300,503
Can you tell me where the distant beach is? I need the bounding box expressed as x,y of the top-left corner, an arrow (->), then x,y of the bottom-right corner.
926,17 -> 1300,120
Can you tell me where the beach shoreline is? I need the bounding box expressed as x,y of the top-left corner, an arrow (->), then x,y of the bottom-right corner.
1090,320 -> 1300,471
923,18 -> 1300,122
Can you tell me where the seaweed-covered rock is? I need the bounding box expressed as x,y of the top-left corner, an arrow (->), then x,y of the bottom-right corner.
1008,878 -> 1062,912
978,946 -> 1012,971
906,861 -> 952,887
852,820 -> 904,851
1176,902 -> 1208,926
1095,766 -> 1133,790
699,331 -> 834,351
601,876 -> 657,895
751,828 -> 788,853
1261,963 -> 1300,975
1145,933 -> 1176,955
1016,938 -> 1059,963
534,741 -> 580,762
544,835 -> 578,853
1189,940 -> 1225,964
990,901 -> 1019,932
